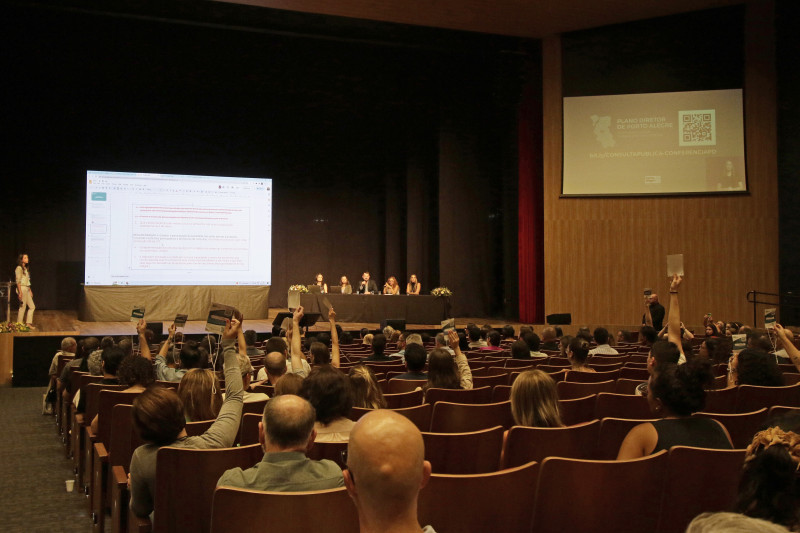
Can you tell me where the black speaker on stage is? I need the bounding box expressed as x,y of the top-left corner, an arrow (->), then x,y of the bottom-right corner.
380,319 -> 406,331
546,313 -> 571,325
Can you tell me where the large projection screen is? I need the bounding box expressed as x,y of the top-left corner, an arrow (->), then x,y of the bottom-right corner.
85,171 -> 272,286
562,89 -> 746,196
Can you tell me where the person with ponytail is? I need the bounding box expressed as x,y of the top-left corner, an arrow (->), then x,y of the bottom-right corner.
617,357 -> 733,459
567,336 -> 595,373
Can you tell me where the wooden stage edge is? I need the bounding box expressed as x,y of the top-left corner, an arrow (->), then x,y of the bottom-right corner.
10,310 -> 647,338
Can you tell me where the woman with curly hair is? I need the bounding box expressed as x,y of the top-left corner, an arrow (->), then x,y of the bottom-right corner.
728,348 -> 785,388
178,369 -> 222,422
735,412 -> 800,531
617,358 -> 733,459
348,365 -> 387,409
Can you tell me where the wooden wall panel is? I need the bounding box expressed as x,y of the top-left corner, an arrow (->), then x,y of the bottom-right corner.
541,1 -> 778,329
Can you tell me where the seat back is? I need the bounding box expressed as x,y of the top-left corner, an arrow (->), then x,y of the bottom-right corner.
735,383 -> 800,412
531,451 -> 668,533
307,441 -> 348,468
558,394 -> 597,426
589,355 -> 628,365
153,444 -> 264,533
390,403 -> 433,432
565,370 -> 620,383
85,382 -> 126,422
768,405 -> 800,419
619,367 -> 651,381
693,408 -> 768,449
471,374 -> 511,389
185,419 -> 215,437
597,417 -> 660,460
96,390 -> 140,447
703,386 -> 738,414
595,393 -> 653,420
615,378 -> 645,395
210,486 -> 358,533
556,380 -> 615,400
421,426 -> 504,474
109,404 -> 145,470
384,389 -> 424,408
501,420 -> 600,468
492,385 -> 512,402
386,378 -> 427,394
656,447 -> 747,533
239,413 -> 262,446
425,386 -> 492,405
430,401 -> 514,433
417,460 -> 539,533
241,398 -> 268,417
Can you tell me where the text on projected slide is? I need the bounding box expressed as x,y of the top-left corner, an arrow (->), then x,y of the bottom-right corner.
84,171 -> 271,286
131,205 -> 250,270
562,89 -> 745,196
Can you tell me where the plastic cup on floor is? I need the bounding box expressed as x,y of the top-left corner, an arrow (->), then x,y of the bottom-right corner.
65,480 -> 74,492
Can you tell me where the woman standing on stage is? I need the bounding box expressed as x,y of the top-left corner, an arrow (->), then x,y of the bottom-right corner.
314,273 -> 328,293
15,253 -> 35,328
407,274 -> 421,295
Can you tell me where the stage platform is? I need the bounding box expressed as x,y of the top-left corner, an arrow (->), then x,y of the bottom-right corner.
2,310 -> 644,388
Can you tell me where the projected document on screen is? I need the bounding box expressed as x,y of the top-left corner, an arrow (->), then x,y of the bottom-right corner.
562,89 -> 746,196
85,171 -> 272,286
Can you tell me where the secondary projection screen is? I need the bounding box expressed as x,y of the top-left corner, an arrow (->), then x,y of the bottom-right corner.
562,89 -> 746,196
85,171 -> 272,286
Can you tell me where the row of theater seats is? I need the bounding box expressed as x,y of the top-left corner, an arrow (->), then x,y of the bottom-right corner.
50,343 -> 800,533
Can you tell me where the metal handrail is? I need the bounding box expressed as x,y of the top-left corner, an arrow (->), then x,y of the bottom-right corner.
746,290 -> 800,327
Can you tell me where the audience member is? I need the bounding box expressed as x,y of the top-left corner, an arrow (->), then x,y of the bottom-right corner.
274,373 -> 304,396
393,344 -> 428,380
255,336 -> 310,381
138,321 -> 204,382
728,348 -> 784,388
635,340 -> 681,397
639,326 -> 657,348
540,327 -> 559,350
243,330 -> 264,357
299,365 -> 355,442
502,325 -> 516,339
510,339 -> 532,360
588,327 -> 618,355
261,351 -> 288,386
480,330 -> 503,351
48,336 -> 77,380
617,358 -> 733,460
775,324 -> 800,372
510,369 -> 563,428
687,512 -> 791,533
59,337 -> 98,397
344,410 -> 435,533
567,337 -> 595,373
129,318 -> 244,518
466,325 -> 487,349
178,369 -> 222,422
643,291 -> 665,331
433,333 -> 455,355
423,330 -> 472,393
349,366 -> 387,409
90,354 -> 154,433
363,333 -> 392,361
522,331 -> 547,358
558,335 -> 573,358
235,353 -> 269,403
88,336 -> 115,376
217,395 -> 344,491
735,412 -> 800,531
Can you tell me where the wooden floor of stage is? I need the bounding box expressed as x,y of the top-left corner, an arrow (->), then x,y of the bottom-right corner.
19,310 -> 537,337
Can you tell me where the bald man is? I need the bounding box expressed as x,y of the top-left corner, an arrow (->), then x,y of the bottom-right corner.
217,395 -> 343,491
345,410 -> 435,533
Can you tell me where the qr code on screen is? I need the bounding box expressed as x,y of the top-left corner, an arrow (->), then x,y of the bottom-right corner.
678,109 -> 716,146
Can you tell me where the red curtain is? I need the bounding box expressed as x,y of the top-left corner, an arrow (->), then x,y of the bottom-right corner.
518,71 -> 544,323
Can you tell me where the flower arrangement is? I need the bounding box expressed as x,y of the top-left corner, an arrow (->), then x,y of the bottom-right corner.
288,285 -> 309,293
431,287 -> 453,297
0,322 -> 32,333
